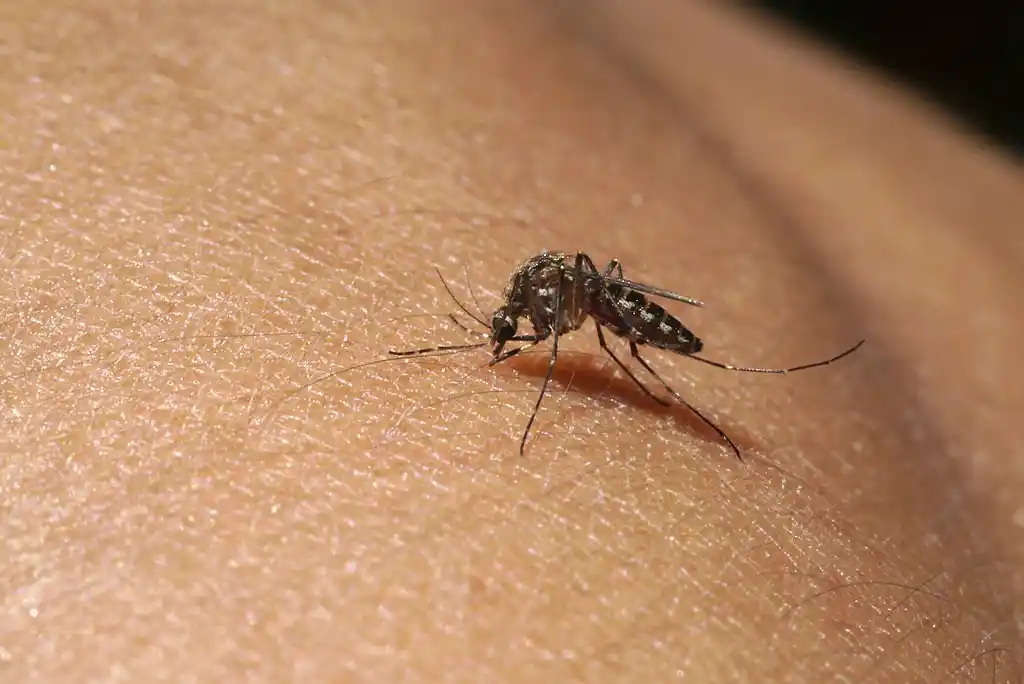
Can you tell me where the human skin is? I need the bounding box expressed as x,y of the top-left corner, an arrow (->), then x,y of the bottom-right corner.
2,1 -> 1023,682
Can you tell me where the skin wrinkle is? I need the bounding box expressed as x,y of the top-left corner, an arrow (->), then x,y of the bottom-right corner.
0,1 -> 1021,682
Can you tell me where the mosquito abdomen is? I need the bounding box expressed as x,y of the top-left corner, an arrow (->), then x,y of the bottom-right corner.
605,283 -> 703,355
646,312 -> 703,354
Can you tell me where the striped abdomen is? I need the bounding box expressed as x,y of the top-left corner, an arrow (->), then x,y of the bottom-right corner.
601,283 -> 704,354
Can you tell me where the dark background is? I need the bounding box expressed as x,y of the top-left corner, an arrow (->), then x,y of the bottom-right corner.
757,2 -> 1023,154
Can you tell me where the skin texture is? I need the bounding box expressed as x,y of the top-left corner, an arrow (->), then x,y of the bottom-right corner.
2,1 -> 1023,682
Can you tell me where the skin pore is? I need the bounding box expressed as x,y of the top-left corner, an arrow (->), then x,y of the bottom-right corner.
2,1 -> 1023,682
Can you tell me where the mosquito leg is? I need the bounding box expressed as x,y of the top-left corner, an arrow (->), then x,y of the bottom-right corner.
628,340 -> 743,460
579,253 -> 620,307
582,254 -> 625,307
581,256 -> 667,407
689,339 -> 866,374
519,278 -> 565,455
594,324 -> 670,406
389,342 -> 488,357
571,252 -> 589,315
602,259 -> 623,279
391,332 -> 541,359
574,252 -> 598,273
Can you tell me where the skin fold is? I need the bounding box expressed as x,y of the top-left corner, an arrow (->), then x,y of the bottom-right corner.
1,1 -> 1022,682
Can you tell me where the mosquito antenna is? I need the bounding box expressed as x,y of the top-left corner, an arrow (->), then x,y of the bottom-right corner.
462,263 -> 489,324
689,339 -> 865,374
436,268 -> 489,329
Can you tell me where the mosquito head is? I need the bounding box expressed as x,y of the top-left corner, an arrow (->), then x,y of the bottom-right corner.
490,307 -> 518,348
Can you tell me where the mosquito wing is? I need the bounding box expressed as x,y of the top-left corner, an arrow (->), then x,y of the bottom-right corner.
597,275 -> 706,308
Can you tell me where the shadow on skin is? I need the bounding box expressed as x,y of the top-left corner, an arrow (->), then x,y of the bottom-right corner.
492,344 -> 761,458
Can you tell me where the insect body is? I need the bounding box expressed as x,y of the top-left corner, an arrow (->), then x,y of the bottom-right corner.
391,251 -> 864,459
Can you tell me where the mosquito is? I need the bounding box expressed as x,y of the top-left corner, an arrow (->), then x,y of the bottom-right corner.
390,251 -> 865,459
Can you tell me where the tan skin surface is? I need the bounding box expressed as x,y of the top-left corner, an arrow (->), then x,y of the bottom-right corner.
2,1 -> 1023,682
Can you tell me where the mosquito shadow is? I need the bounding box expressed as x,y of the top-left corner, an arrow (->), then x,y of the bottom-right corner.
494,346 -> 761,457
